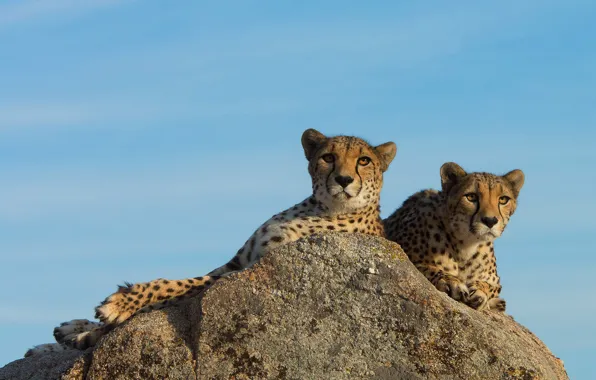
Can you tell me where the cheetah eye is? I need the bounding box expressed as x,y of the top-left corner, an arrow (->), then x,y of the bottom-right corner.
499,196 -> 511,205
465,193 -> 478,202
358,156 -> 371,166
321,153 -> 335,163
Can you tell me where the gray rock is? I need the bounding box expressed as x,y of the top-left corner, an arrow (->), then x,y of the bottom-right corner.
0,233 -> 568,380
0,350 -> 89,380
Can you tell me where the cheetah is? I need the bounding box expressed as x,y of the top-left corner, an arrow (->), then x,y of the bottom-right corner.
26,128 -> 396,356
384,162 -> 524,312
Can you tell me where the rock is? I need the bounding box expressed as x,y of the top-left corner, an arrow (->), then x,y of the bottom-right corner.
0,233 -> 568,380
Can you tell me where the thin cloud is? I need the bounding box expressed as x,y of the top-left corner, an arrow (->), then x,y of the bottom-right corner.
0,0 -> 128,28
0,153 -> 308,221
185,1 -> 581,68
0,305 -> 89,324
0,97 -> 300,133
2,2 -> 586,134
0,103 -> 92,130
1,235 -> 228,262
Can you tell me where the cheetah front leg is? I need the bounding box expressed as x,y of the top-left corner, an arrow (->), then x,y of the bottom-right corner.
60,275 -> 219,350
66,236 -> 265,350
94,238 -> 262,326
417,265 -> 469,302
95,276 -> 219,325
466,280 -> 505,312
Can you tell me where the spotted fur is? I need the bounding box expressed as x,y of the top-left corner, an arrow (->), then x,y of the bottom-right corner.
26,129 -> 396,356
384,162 -> 524,311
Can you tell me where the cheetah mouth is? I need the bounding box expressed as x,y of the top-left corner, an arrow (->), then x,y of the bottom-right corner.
333,191 -> 354,200
471,228 -> 499,239
327,183 -> 360,200
486,230 -> 501,238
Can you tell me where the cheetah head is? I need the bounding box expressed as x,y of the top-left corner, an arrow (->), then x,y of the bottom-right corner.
301,129 -> 396,213
440,162 -> 525,242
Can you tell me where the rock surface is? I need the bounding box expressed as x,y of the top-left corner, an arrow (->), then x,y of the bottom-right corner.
1,233 -> 568,380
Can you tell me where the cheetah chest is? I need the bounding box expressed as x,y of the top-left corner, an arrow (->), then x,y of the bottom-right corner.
453,245 -> 496,283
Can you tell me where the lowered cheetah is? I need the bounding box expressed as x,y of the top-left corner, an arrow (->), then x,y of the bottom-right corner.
384,162 -> 524,311
26,128 -> 396,356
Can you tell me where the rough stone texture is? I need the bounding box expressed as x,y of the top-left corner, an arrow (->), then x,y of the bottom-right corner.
1,233 -> 568,380
0,350 -> 89,380
84,305 -> 197,380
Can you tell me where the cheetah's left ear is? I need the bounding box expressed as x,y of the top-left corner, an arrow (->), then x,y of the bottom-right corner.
503,169 -> 525,198
374,142 -> 397,172
301,129 -> 328,161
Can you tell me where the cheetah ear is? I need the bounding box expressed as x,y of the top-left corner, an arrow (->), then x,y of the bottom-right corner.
374,142 -> 397,172
440,162 -> 467,193
503,169 -> 525,198
301,129 -> 328,161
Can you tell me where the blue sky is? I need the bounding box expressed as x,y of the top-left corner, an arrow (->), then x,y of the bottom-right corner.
0,0 -> 594,377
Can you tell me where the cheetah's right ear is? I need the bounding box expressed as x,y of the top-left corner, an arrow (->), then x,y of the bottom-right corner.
301,129 -> 328,161
440,162 -> 467,193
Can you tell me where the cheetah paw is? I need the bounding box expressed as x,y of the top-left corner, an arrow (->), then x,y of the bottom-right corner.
61,327 -> 108,350
466,287 -> 489,310
95,283 -> 139,324
435,275 -> 469,302
54,319 -> 101,344
488,297 -> 506,312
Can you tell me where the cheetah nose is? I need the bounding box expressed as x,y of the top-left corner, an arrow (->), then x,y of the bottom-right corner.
335,175 -> 354,188
481,216 -> 498,228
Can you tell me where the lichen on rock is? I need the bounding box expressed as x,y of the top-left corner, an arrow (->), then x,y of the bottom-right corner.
0,233 -> 568,380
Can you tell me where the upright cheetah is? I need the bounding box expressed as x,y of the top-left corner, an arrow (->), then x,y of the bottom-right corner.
26,128 -> 396,356
384,162 -> 524,311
